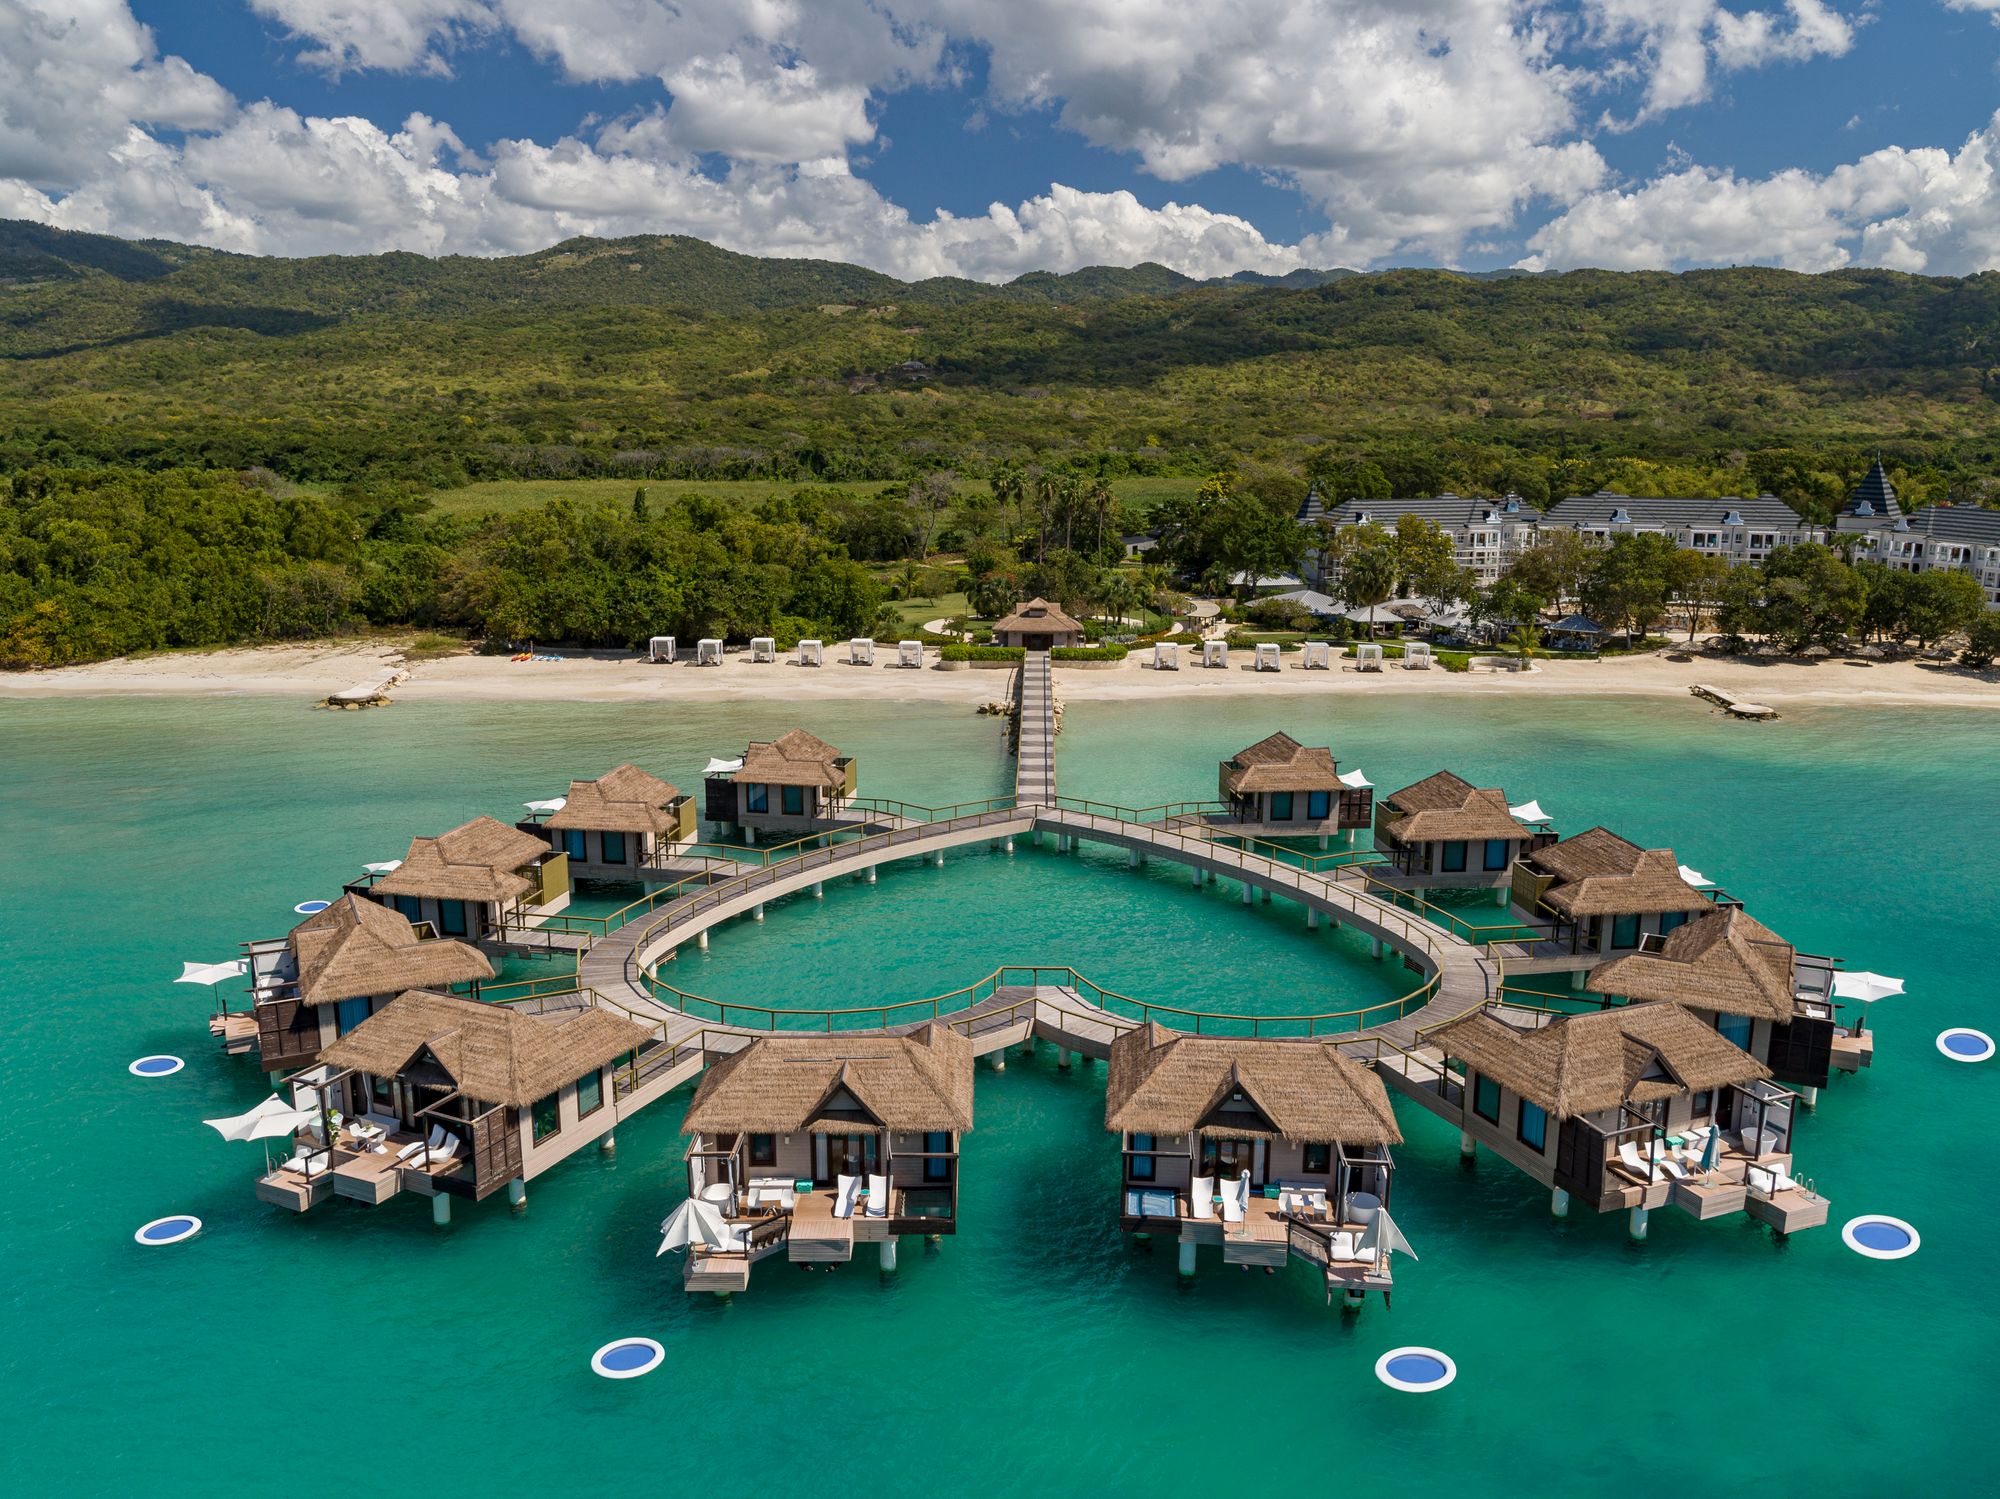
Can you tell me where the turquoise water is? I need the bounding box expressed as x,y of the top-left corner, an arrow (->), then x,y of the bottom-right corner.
1,692 -> 1994,1494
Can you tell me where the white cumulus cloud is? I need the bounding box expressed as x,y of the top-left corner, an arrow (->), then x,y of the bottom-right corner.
246,1 -> 495,75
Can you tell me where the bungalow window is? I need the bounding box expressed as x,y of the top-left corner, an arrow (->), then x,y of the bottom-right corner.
1659,910 -> 1688,935
1442,841 -> 1469,873
1483,839 -> 1510,871
370,1073 -> 396,1112
1517,1099 -> 1548,1152
576,1069 -> 603,1119
781,785 -> 806,817
531,1092 -> 561,1144
744,783 -> 769,814
1716,1013 -> 1754,1050
601,830 -> 627,864
562,829 -> 586,861
335,997 -> 370,1036
1307,790 -> 1331,820
393,895 -> 422,921
1270,791 -> 1295,821
923,1130 -> 951,1182
1690,1089 -> 1714,1119
1200,1137 -> 1254,1181
1610,913 -> 1640,949
439,900 -> 468,937
1302,1142 -> 1332,1174
1129,1132 -> 1157,1182
748,1132 -> 776,1167
1473,1073 -> 1501,1124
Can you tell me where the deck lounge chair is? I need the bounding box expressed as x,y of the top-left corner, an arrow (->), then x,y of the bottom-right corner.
1746,1164 -> 1800,1197
1188,1175 -> 1215,1220
393,1139 -> 428,1164
285,1150 -> 330,1179
1617,1141 -> 1666,1183
426,1133 -> 463,1168
865,1173 -> 891,1217
1657,1155 -> 1690,1181
1220,1173 -> 1248,1224
1327,1230 -> 1362,1262
834,1174 -> 861,1218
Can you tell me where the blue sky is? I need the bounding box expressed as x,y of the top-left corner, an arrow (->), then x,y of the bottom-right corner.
3,2 -> 1998,278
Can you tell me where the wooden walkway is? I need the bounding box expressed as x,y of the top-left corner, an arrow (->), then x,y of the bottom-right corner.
1015,652 -> 1056,805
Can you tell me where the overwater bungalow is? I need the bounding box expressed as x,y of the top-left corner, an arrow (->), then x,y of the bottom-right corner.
1214,732 -> 1373,845
1106,1024 -> 1410,1305
1373,771 -> 1542,893
256,989 -> 650,1222
232,894 -> 492,1075
359,815 -> 571,949
991,597 -> 1084,650
701,728 -> 857,841
672,1025 -> 973,1293
1513,826 -> 1715,960
525,763 -> 696,884
1422,1000 -> 1827,1237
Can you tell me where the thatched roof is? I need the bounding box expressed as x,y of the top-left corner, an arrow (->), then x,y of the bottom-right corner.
288,894 -> 492,1006
1105,1024 -> 1401,1145
993,597 -> 1084,635
321,990 -> 650,1107
732,728 -> 846,788
1529,826 -> 1711,917
1591,907 -> 1796,1021
681,1024 -> 974,1135
1382,770 -> 1531,844
545,763 -> 685,835
1428,1002 -> 1769,1118
1220,732 -> 1345,795
373,816 -> 549,904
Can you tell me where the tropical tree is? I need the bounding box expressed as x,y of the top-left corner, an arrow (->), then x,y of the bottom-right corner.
1344,545 -> 1397,635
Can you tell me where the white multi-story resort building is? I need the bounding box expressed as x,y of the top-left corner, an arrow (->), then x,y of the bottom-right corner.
1833,462 -> 2000,609
1538,491 -> 1820,564
1298,493 -> 1541,584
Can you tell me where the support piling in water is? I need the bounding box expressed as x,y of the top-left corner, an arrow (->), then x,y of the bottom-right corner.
507,1178 -> 527,1211
879,1238 -> 899,1274
752,903 -> 765,922
432,1193 -> 451,1226
1178,1240 -> 1197,1278
812,881 -> 824,899
1629,1205 -> 1650,1241
1551,1187 -> 1570,1218
697,930 -> 709,951
1459,1131 -> 1475,1160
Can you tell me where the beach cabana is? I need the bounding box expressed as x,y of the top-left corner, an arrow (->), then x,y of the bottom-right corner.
1152,642 -> 1179,670
362,817 -> 570,951
703,728 -> 856,839
257,989 -> 650,1220
1106,1025 -> 1407,1303
849,638 -> 875,665
532,764 -> 695,884
1301,641 -> 1332,669
1373,771 -> 1536,894
1546,615 -> 1603,650
675,1025 -> 973,1291
1216,732 -> 1373,843
648,636 -> 676,663
1202,640 -> 1228,669
897,640 -> 923,668
992,598 -> 1084,651
237,895 -> 492,1075
1403,641 -> 1433,670
798,639 -> 823,667
696,638 -> 724,666
1254,642 -> 1281,672
1427,1001 -> 1824,1237
749,637 -> 776,663
1353,643 -> 1384,671
1514,827 -> 1715,960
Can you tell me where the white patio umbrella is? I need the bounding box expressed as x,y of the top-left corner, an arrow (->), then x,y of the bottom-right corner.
1508,799 -> 1549,824
176,959 -> 247,987
361,859 -> 402,875
657,1198 -> 733,1256
1359,1208 -> 1418,1264
1677,864 -> 1713,888
523,798 -> 567,814
1833,971 -> 1903,1036
702,757 -> 745,776
203,1094 -> 316,1142
1338,769 -> 1372,789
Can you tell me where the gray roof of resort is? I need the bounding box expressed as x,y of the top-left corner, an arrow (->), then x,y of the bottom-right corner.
1105,1024 -> 1401,1145
1427,1002 -> 1769,1118
1541,491 -> 1809,530
1860,504 -> 2000,543
1840,460 -> 1901,519
680,1024 -> 974,1135
732,728 -> 846,787
373,815 -> 550,904
992,597 -> 1084,635
1298,493 -> 1533,528
1591,907 -> 1797,1022
287,894 -> 492,1006
321,990 -> 650,1107
1528,827 -> 1711,917
545,763 -> 685,835
1382,771 -> 1530,844
1220,732 -> 1345,795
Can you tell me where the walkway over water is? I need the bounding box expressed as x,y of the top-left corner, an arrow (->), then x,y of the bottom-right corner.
1015,651 -> 1056,805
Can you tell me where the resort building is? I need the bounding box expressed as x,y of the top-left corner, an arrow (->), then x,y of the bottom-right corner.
256,988 -> 650,1221
1215,732 -> 1373,843
1422,1000 -> 1827,1237
1540,491 -> 1820,566
1373,771 -> 1541,891
702,729 -> 856,840
1833,462 -> 2000,609
1513,827 -> 1715,960
1298,493 -> 1542,584
1106,1025 -> 1410,1304
991,597 -> 1084,650
526,763 -> 696,883
359,815 -> 571,948
673,1026 -> 974,1292
234,894 -> 492,1075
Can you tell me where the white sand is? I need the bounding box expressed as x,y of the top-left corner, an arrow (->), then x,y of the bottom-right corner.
3,637 -> 1995,711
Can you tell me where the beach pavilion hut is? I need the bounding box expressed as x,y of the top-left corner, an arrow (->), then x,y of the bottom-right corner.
849,638 -> 875,666
1373,771 -> 1537,896
1546,615 -> 1603,651
361,817 -> 571,952
1152,642 -> 1180,670
1216,732 -> 1373,844
1301,641 -> 1333,669
897,639 -> 924,668
1253,642 -> 1282,672
991,598 -> 1084,651
1514,827 -> 1716,963
258,989 -> 650,1220
1426,1000 -> 1824,1237
1202,640 -> 1229,669
1352,643 -> 1384,671
703,728 -> 856,841
238,895 -> 492,1077
749,637 -> 776,663
675,1025 -> 974,1291
648,635 -> 676,663
530,764 -> 696,885
1105,1024 -> 1407,1303
1402,641 -> 1433,669
798,639 -> 823,667
696,638 -> 724,666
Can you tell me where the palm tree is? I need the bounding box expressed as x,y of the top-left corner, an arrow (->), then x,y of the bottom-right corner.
1345,545 -> 1396,636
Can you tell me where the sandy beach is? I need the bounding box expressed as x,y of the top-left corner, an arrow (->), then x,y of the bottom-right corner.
3,637 -> 1995,711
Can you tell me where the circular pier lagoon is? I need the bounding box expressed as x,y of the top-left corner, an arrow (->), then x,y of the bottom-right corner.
127,1055 -> 184,1078
292,899 -> 331,915
1841,1215 -> 1920,1260
133,1215 -> 202,1247
1936,1028 -> 1993,1063
1375,1347 -> 1457,1393
590,1338 -> 665,1380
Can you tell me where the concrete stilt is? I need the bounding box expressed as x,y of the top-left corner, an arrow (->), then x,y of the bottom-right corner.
1571,970 -> 1586,991
1128,848 -> 1140,869
812,881 -> 824,899
990,1051 -> 1006,1072
1178,1239 -> 1197,1277
1551,1187 -> 1570,1218
1629,1205 -> 1650,1241
1801,1085 -> 1819,1111
1005,837 -> 1014,855
1371,937 -> 1384,959
432,1192 -> 451,1226
1191,865 -> 1203,889
599,1130 -> 616,1156
1496,886 -> 1510,906
866,866 -> 877,884
1342,1289 -> 1365,1309
1242,883 -> 1254,905
879,1238 -> 899,1274
1319,834 -> 1329,850
752,903 -> 766,921
932,850 -> 945,866
697,929 -> 709,950
507,1178 -> 527,1211
1058,1047 -> 1072,1070
745,827 -> 756,845
1459,1130 -> 1476,1159
1261,887 -> 1271,903
1307,909 -> 1319,930
1032,830 -> 1042,847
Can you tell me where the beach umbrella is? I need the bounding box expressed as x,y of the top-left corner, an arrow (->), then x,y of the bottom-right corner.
204,1095 -> 316,1143
361,860 -> 402,875
177,959 -> 247,987
1856,644 -> 1886,659
1359,1208 -> 1418,1264
1700,1127 -> 1720,1178
523,797 -> 567,814
657,1198 -> 732,1255
1801,644 -> 1830,659
1677,865 -> 1713,888
1338,769 -> 1372,789
1508,799 -> 1549,824
1833,971 -> 1903,1036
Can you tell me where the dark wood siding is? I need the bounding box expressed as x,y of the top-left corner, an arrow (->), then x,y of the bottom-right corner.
703,778 -> 738,824
256,1000 -> 320,1071
1767,1014 -> 1834,1089
461,1109 -> 522,1201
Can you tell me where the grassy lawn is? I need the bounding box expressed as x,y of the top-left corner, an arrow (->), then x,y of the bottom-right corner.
423,475 -> 1203,519
887,591 -> 970,629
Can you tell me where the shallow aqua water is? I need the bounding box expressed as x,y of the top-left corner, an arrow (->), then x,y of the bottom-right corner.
1,692 -> 1993,1494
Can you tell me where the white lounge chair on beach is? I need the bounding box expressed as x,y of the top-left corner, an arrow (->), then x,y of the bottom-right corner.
865,1173 -> 891,1217
1221,1173 -> 1249,1223
834,1174 -> 861,1218
1188,1175 -> 1214,1219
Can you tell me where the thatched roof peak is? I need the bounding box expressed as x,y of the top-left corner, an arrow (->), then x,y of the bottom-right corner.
373,815 -> 548,904
1221,732 -> 1345,795
993,597 -> 1083,635
733,729 -> 846,787
681,1023 -> 974,1135
1529,826 -> 1709,917
1105,1023 -> 1400,1144
1383,770 -> 1530,844
545,763 -> 684,835
287,894 -> 492,1006
1592,907 -> 1796,1021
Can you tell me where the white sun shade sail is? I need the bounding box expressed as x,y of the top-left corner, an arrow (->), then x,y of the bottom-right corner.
523,798 -> 567,814
203,1094 -> 316,1143
1677,865 -> 1713,888
1832,971 -> 1905,1004
1508,800 -> 1549,824
362,860 -> 402,875
176,959 -> 247,986
657,1198 -> 733,1255
703,757 -> 745,776
1359,1207 -> 1418,1262
1338,769 -> 1372,789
